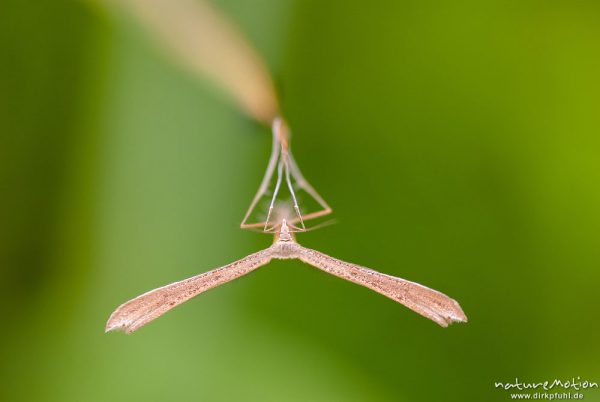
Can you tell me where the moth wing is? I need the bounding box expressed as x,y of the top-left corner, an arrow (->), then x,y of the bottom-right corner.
296,246 -> 467,327
106,249 -> 273,334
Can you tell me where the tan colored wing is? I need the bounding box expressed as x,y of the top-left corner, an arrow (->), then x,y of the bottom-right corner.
106,248 -> 273,334
296,246 -> 467,327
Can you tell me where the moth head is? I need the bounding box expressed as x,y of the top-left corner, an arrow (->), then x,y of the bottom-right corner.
278,219 -> 293,242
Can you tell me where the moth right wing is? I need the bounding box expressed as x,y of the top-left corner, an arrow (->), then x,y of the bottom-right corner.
296,246 -> 467,327
106,248 -> 273,334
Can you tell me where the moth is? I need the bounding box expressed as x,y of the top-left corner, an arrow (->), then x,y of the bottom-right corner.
106,118 -> 467,333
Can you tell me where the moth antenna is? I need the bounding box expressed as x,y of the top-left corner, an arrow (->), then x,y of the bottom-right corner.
293,219 -> 337,233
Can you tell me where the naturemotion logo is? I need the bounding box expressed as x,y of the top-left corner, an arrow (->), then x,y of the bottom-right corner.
495,377 -> 598,392
494,377 -> 598,400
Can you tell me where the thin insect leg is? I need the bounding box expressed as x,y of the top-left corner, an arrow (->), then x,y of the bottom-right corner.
241,129 -> 280,228
283,154 -> 305,230
264,158 -> 284,231
288,153 -> 332,214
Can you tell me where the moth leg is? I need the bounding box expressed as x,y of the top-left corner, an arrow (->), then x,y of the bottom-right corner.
264,158 -> 284,231
283,156 -> 305,230
241,128 -> 280,229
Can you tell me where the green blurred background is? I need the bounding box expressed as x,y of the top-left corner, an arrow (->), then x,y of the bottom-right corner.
1,0 -> 599,401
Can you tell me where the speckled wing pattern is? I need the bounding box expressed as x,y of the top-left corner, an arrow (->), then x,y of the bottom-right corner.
295,245 -> 467,327
106,239 -> 466,333
105,249 -> 273,334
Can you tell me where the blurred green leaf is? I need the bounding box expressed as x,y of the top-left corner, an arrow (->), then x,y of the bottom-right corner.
1,1 -> 599,401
